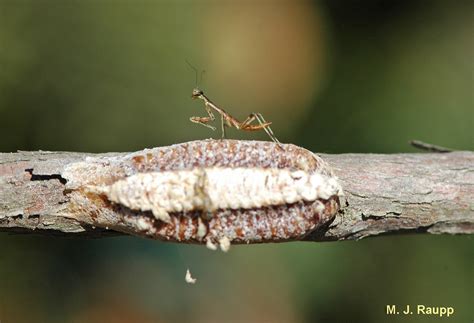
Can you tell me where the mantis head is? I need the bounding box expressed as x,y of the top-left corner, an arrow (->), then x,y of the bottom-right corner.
191,88 -> 204,99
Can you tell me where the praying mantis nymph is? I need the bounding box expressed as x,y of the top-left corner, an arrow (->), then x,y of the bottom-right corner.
186,61 -> 281,144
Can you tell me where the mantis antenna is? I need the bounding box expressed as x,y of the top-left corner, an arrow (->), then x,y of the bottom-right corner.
185,59 -> 205,87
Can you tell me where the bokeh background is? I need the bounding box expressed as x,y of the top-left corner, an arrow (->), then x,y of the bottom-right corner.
0,0 -> 472,322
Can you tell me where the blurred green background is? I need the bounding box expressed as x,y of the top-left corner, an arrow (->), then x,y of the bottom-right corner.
0,0 -> 472,322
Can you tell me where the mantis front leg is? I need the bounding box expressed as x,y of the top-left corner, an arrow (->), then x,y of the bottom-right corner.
190,104 -> 216,131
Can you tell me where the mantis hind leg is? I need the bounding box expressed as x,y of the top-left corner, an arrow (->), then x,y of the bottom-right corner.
240,113 -> 281,144
254,113 -> 280,144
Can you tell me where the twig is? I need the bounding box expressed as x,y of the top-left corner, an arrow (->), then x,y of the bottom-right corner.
410,140 -> 453,153
1,140 -> 472,242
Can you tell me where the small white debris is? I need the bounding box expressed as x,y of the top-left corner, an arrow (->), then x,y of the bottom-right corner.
206,238 -> 218,251
314,201 -> 325,214
197,217 -> 207,239
151,207 -> 171,223
185,269 -> 197,284
219,236 -> 231,252
136,218 -> 150,231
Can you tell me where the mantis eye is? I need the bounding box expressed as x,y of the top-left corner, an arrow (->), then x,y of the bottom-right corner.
191,89 -> 203,98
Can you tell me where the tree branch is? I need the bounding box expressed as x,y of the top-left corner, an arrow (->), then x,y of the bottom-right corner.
1,140 -> 472,242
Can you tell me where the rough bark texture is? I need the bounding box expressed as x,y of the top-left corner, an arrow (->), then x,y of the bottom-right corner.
1,140 -> 472,242
317,153 -> 473,240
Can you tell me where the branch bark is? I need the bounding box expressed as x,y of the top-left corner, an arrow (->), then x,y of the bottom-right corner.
1,140 -> 472,242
